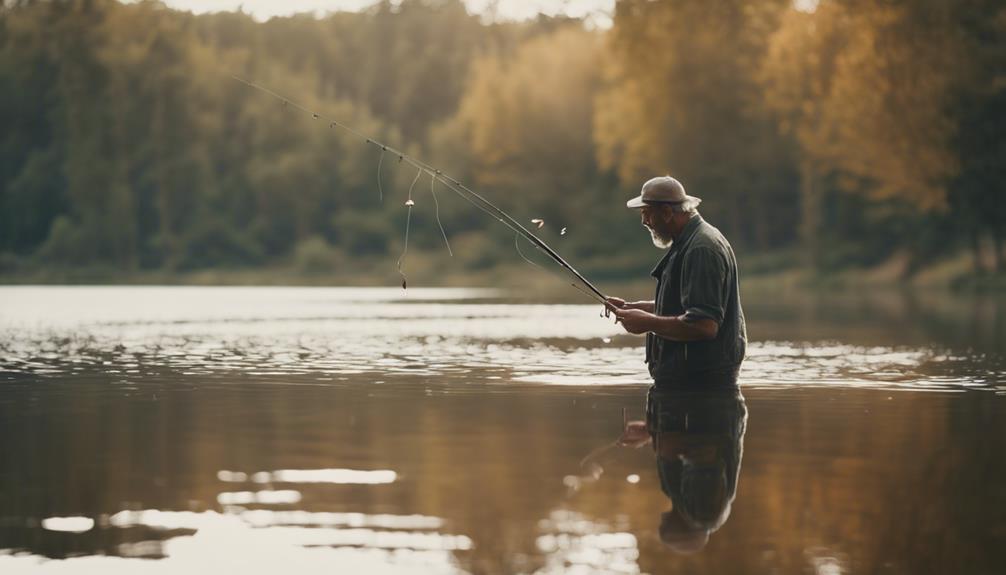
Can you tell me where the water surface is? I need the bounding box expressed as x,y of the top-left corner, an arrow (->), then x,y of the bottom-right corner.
1,286 -> 1004,574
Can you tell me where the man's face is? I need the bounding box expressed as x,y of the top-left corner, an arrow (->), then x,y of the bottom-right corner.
641,205 -> 674,249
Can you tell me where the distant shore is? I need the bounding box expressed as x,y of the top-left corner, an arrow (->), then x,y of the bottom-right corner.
1,249 -> 1002,294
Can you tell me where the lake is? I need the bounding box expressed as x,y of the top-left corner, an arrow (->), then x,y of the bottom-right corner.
1,285 -> 1004,574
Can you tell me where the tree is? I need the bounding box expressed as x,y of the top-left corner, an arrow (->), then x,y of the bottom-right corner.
595,0 -> 796,251
762,0 -> 1005,272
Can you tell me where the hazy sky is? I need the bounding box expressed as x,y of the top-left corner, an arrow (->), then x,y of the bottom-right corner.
155,0 -> 616,24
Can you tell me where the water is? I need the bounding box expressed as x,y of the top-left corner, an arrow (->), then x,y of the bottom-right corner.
1,286 -> 1004,574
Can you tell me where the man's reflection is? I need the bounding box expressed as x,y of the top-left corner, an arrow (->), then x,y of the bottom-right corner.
621,381 -> 747,554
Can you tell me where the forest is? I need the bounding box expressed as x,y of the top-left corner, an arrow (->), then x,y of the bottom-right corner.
1,0 -> 1003,286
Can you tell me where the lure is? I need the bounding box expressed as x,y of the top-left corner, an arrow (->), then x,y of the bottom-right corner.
397,168 -> 423,291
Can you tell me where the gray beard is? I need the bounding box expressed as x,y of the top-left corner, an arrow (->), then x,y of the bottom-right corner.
648,226 -> 673,249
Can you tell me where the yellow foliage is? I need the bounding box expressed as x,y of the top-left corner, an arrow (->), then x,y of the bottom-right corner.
593,0 -> 792,190
454,26 -> 602,194
761,2 -> 962,210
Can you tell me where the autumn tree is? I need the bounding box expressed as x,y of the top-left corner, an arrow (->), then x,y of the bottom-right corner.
762,0 -> 1005,271
595,0 -> 796,251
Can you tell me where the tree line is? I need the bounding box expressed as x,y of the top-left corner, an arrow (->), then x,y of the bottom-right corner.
1,0 -> 1002,280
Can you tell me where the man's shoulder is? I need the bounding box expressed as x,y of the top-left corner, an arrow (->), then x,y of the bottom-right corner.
689,220 -> 732,253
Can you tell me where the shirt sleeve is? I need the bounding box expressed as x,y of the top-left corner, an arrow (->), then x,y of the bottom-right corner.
680,246 -> 727,325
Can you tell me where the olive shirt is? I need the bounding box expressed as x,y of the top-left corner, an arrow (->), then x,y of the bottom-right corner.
646,214 -> 747,385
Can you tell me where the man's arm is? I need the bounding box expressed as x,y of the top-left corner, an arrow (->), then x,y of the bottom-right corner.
612,308 -> 718,341
613,246 -> 727,341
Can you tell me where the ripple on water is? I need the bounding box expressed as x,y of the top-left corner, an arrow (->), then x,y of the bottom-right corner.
6,464 -> 473,573
1,287 -> 1003,394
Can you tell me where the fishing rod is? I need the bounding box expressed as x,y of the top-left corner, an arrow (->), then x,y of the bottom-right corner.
231,75 -> 608,304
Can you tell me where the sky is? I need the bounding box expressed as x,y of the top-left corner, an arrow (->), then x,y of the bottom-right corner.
153,0 -> 617,24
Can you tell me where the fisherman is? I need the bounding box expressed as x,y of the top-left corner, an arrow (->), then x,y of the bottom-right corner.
607,176 -> 746,387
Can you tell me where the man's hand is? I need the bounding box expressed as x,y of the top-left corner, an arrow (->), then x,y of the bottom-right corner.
613,308 -> 655,334
604,297 -> 657,317
604,296 -> 625,318
604,297 -> 655,314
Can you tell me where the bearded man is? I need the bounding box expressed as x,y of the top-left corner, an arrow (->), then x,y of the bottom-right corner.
607,176 -> 747,387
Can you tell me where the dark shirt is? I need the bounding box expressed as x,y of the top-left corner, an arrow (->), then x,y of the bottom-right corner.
646,214 -> 747,384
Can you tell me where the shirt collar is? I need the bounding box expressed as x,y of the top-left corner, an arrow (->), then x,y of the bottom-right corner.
650,214 -> 704,278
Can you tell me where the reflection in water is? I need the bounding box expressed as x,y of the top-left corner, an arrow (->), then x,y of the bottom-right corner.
5,463 -> 474,574
40,517 -> 94,533
646,385 -> 746,554
534,510 -> 639,574
1,287 -> 1005,573
222,468 -> 398,484
557,377 -> 748,568
216,490 -> 303,505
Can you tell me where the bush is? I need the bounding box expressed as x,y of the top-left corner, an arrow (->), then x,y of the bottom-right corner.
178,223 -> 266,270
0,252 -> 23,274
35,216 -> 87,264
331,211 -> 392,256
293,235 -> 345,274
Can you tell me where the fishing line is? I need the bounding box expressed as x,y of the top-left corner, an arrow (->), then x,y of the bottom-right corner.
514,233 -> 544,270
568,281 -> 602,304
426,172 -> 606,304
397,167 -> 423,290
376,148 -> 385,202
232,75 -> 607,304
419,172 -> 606,303
429,173 -> 452,256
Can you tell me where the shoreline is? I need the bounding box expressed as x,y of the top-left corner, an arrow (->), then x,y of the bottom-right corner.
1,249 -> 1003,293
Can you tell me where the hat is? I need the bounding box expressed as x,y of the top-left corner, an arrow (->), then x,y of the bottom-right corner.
626,176 -> 702,209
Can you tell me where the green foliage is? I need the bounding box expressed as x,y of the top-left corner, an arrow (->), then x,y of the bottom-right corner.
35,216 -> 87,264
331,210 -> 392,255
293,235 -> 344,274
0,0 -> 1002,282
177,219 -> 266,270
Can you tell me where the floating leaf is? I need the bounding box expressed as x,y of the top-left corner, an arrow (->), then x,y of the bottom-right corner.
405,199 -> 415,206
531,218 -> 545,229
561,227 -> 567,235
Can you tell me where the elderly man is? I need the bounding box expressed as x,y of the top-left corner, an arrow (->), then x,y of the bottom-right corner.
607,176 -> 746,386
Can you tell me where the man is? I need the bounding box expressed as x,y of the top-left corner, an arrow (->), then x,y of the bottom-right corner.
607,176 -> 746,386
